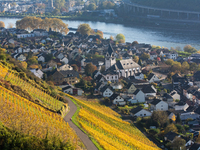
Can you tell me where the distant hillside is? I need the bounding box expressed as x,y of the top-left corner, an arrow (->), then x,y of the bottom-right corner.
0,48 -> 84,149
131,0 -> 200,11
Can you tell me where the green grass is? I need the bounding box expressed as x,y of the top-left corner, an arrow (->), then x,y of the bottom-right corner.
69,98 -> 103,150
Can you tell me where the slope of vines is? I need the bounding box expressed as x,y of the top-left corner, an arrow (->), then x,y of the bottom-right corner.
0,86 -> 83,149
66,94 -> 160,150
0,63 -> 64,112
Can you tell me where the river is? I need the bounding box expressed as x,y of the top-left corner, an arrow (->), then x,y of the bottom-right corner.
1,17 -> 200,50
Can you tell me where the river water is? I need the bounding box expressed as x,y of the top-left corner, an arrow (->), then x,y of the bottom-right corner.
1,17 -> 200,50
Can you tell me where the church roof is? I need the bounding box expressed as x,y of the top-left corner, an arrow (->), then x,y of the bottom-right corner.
107,44 -> 114,56
109,59 -> 140,71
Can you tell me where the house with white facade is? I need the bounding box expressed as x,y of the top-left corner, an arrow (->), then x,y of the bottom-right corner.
58,64 -> 73,71
130,106 -> 152,117
149,51 -> 158,60
166,51 -> 178,60
62,86 -> 84,96
134,72 -> 144,80
100,86 -> 113,97
142,85 -> 157,97
95,74 -> 107,85
110,93 -> 125,105
174,102 -> 189,111
110,82 -> 123,90
102,69 -> 119,83
60,56 -> 69,64
150,99 -> 168,111
169,90 -> 180,101
30,69 -> 44,79
148,73 -> 160,83
128,89 -> 145,104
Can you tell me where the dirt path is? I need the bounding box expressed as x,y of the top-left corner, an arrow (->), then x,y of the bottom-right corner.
64,97 -> 98,150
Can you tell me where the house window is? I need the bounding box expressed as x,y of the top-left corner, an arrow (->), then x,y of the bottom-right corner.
161,105 -> 163,107
161,108 -> 163,110
112,58 -> 114,60
140,114 -> 142,116
144,114 -> 146,116
115,76 -> 117,78
112,76 -> 113,79
127,63 -> 129,65
109,93 -> 111,95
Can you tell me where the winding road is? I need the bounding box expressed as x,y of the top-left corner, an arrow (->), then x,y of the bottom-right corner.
64,97 -> 98,150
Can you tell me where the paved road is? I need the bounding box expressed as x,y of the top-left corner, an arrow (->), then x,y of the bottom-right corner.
64,97 -> 98,150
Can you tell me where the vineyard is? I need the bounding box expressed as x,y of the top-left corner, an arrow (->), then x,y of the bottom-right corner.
0,63 -> 64,112
66,94 -> 160,150
0,85 -> 83,149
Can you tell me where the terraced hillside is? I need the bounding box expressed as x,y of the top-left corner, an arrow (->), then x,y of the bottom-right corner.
66,94 -> 160,150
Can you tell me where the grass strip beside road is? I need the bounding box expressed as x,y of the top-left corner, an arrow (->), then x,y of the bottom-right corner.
69,98 -> 103,150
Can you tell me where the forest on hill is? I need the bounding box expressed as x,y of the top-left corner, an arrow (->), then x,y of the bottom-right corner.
131,0 -> 200,11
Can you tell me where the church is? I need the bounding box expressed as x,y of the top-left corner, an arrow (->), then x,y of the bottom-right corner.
105,44 -> 141,78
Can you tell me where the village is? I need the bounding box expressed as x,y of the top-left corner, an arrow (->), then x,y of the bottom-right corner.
1,25 -> 200,149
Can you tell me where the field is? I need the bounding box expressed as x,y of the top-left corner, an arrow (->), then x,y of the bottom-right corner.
0,85 -> 83,149
66,94 -> 160,150
0,63 -> 64,112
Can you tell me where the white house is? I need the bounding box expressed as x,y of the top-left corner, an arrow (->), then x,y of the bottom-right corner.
110,93 -> 125,105
170,90 -> 180,101
30,69 -> 44,79
60,57 -> 69,64
150,99 -> 168,111
142,85 -> 157,97
174,102 -> 189,111
62,86 -> 84,96
130,106 -> 152,117
100,86 -> 113,97
134,72 -> 144,80
149,51 -> 158,60
110,82 -> 123,90
58,64 -> 73,71
148,73 -> 160,83
128,89 -> 145,104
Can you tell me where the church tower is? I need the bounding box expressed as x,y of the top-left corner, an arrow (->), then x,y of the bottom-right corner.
105,44 -> 116,70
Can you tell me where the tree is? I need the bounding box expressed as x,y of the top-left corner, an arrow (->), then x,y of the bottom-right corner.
78,24 -> 91,35
132,41 -> 139,46
88,3 -> 97,10
190,62 -> 198,71
7,23 -> 14,28
184,45 -> 197,53
171,114 -> 176,122
140,52 -> 150,60
181,61 -> 190,73
95,30 -> 103,38
133,55 -> 139,63
110,35 -> 114,40
0,21 -> 5,28
164,124 -> 178,134
20,61 -> 27,69
176,113 -> 181,124
171,61 -> 181,72
165,59 -> 174,65
27,56 -> 38,65
16,17 -> 69,34
71,64 -> 78,71
151,111 -> 169,127
116,33 -> 125,43
170,137 -> 186,150
85,63 -> 97,76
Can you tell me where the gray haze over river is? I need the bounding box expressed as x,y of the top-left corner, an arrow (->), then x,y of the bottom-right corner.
1,17 -> 200,50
